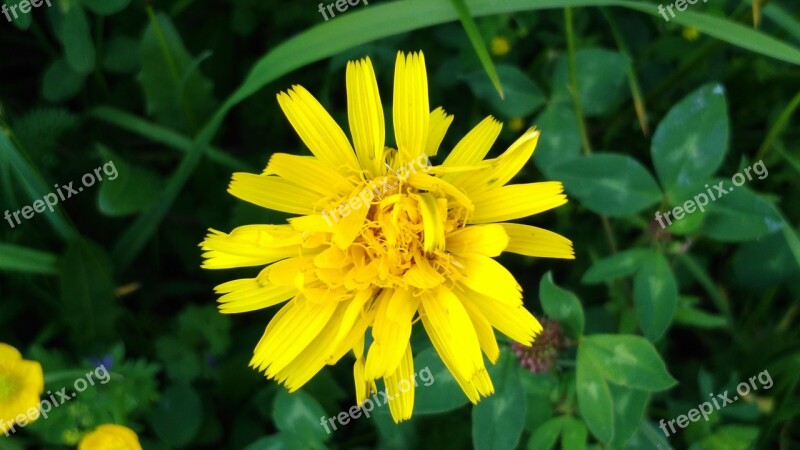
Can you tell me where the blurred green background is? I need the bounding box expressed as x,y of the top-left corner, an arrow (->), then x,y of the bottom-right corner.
1,0 -> 799,449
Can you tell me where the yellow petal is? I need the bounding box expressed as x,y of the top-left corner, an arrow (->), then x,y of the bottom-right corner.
470,182 -> 567,224
365,288 -> 420,379
446,224 -> 509,257
414,193 -> 446,254
215,267 -> 298,314
456,283 -> 543,345
200,226 -> 302,269
425,107 -> 453,156
393,51 -> 429,164
420,286 -> 492,403
454,128 -> 539,195
264,153 -> 353,198
347,57 -> 385,175
461,300 -> 500,363
228,172 -> 321,215
332,195 -> 371,248
500,223 -> 575,259
385,343 -> 415,423
277,85 -> 359,173
403,256 -> 445,289
0,343 -> 21,361
442,116 -> 502,169
456,253 -> 522,306
250,294 -> 339,377
407,172 -> 473,211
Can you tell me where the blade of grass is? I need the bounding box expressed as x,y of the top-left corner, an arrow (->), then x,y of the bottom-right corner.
0,243 -> 59,275
0,132 -> 77,241
88,106 -> 252,171
755,88 -> 800,160
448,0 -> 504,99
112,0 -> 800,268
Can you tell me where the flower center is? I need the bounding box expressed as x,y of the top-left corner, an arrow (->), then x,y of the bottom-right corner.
0,370 -> 20,402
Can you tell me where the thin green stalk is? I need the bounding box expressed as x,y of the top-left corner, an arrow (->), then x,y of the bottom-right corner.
675,253 -> 733,327
564,7 -> 592,155
755,88 -> 800,160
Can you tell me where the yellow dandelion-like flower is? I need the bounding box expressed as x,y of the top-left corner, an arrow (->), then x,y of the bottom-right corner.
78,424 -> 142,450
490,36 -> 511,56
0,343 -> 43,432
200,51 -> 573,423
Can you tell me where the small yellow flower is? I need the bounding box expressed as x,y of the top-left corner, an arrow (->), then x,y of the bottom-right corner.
0,343 -> 43,431
490,36 -> 511,56
682,26 -> 700,41
78,424 -> 142,450
508,117 -> 525,132
201,51 -> 573,423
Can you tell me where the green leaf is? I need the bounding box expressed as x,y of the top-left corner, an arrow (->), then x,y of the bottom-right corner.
581,334 -> 677,392
651,83 -> 729,200
527,417 -> 564,450
581,248 -> 649,284
449,0 -> 504,99
80,0 -> 130,16
413,346 -> 469,414
149,383 -> 203,447
59,5 -> 95,74
701,182 -> 783,242
272,389 -> 330,444
561,417 -> 588,450
700,425 -> 760,450
732,230 -> 800,291
539,271 -> 585,338
673,297 -> 729,329
96,146 -> 163,216
633,251 -> 678,342
532,103 -> 581,177
608,384 -> 649,449
472,350 -> 526,450
42,58 -> 86,102
550,153 -> 662,217
553,48 -> 631,116
576,344 -> 614,443
103,36 -> 140,73
243,434 -> 312,450
59,239 -> 121,345
138,11 -> 217,133
0,243 -> 58,275
464,65 -> 545,117
625,420 -> 674,450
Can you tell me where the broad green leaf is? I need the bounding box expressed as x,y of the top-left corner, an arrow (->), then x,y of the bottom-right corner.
97,146 -> 163,217
553,48 -> 631,116
700,425 -> 759,450
59,239 -> 120,345
651,84 -> 728,200
80,0 -> 130,16
413,346 -> 469,414
0,243 -> 58,275
633,251 -> 678,342
59,5 -> 95,74
581,248 -> 649,284
581,334 -> 677,392
42,58 -> 86,102
608,384 -> 649,448
701,182 -> 783,242
625,420 -> 674,450
449,0 -> 504,99
550,153 -> 662,217
561,417 -> 588,450
527,417 -> 565,450
149,383 -> 203,447
539,271 -> 585,338
115,0 -> 800,269
464,65 -> 545,117
272,389 -> 330,444
532,103 -> 581,177
472,350 -> 525,450
139,12 -> 217,133
576,344 -> 614,443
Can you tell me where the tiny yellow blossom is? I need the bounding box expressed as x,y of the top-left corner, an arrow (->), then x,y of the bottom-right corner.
79,424 -> 142,450
490,36 -> 511,56
682,27 -> 700,41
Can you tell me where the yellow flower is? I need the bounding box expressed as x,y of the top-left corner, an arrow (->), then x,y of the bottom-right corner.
200,51 -> 573,423
0,343 -> 43,432
682,26 -> 700,41
490,36 -> 511,56
78,424 -> 142,450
